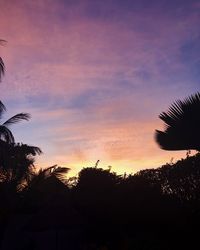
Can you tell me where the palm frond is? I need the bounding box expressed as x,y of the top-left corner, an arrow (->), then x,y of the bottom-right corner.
0,125 -> 15,143
155,130 -> 191,150
27,165 -> 70,189
0,101 -> 6,119
0,57 -> 5,81
155,92 -> 200,151
52,166 -> 70,182
41,165 -> 70,180
3,113 -> 31,127
37,165 -> 57,179
13,143 -> 42,156
23,145 -> 42,156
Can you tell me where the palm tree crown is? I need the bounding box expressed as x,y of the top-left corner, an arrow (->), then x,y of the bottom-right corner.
0,101 -> 30,143
155,92 -> 200,151
0,140 -> 42,190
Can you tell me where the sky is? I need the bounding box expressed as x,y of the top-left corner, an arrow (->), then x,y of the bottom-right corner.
0,0 -> 200,176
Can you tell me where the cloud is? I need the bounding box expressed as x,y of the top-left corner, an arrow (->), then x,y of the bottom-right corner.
0,0 -> 199,175
1,0 -> 199,98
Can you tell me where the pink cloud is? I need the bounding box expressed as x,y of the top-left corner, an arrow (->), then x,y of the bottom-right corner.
0,0 -> 199,175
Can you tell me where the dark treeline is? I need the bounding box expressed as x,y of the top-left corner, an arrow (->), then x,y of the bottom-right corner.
1,150 -> 200,249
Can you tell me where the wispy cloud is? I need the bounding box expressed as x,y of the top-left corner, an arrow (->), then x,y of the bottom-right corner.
0,0 -> 199,174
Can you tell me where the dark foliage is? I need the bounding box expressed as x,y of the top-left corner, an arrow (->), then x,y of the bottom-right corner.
0,101 -> 31,143
1,150 -> 200,249
155,92 -> 200,151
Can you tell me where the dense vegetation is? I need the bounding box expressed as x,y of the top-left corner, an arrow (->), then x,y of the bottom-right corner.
1,147 -> 200,249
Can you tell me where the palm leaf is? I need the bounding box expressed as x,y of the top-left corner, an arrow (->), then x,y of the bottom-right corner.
0,101 -> 6,119
52,166 -> 70,182
0,57 -> 5,81
155,92 -> 200,151
13,143 -> 42,156
22,145 -> 42,156
3,113 -> 31,127
35,165 -> 69,182
0,125 -> 15,143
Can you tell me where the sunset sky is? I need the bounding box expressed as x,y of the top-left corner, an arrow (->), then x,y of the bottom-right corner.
0,0 -> 200,176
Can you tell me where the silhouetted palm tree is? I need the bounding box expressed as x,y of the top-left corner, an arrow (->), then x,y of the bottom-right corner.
155,92 -> 200,151
0,140 -> 42,191
25,165 -> 70,189
0,101 -> 30,143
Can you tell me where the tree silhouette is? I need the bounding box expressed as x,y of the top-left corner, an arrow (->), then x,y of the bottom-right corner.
0,101 -> 30,143
21,165 -> 70,212
155,92 -> 200,151
25,165 -> 69,190
0,142 -> 42,244
0,140 -> 42,191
